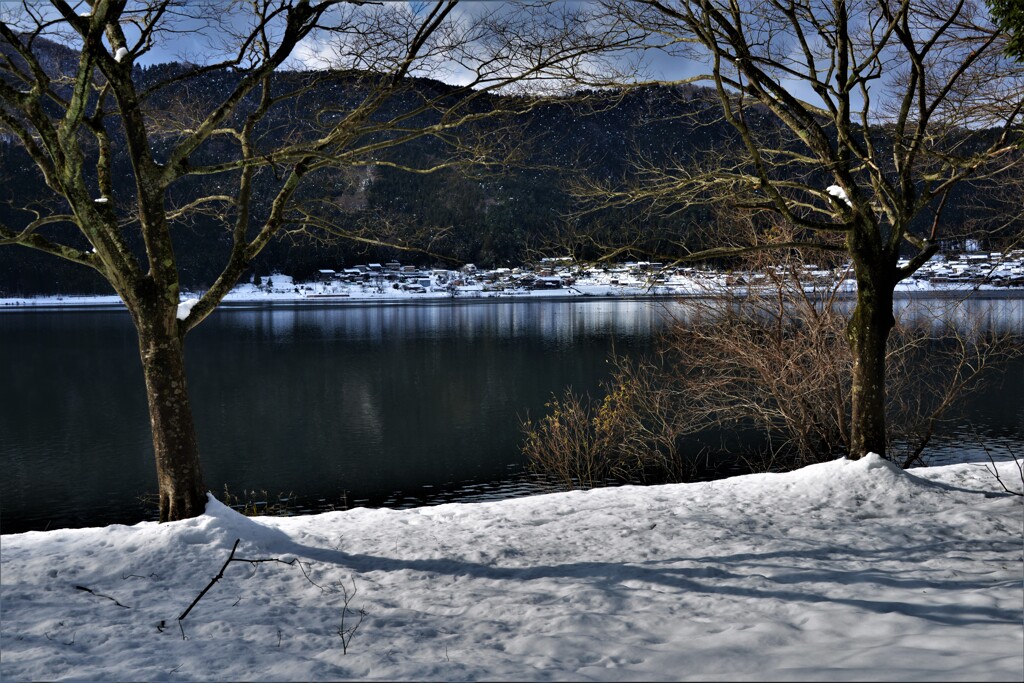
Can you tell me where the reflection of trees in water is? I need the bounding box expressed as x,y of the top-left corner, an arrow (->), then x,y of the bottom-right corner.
220,300 -> 670,345
890,297 -> 1024,337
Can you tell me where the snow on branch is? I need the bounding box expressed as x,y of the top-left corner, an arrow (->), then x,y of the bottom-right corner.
826,185 -> 852,207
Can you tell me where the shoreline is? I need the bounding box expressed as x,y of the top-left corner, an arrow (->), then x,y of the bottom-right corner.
2,284 -> 1024,312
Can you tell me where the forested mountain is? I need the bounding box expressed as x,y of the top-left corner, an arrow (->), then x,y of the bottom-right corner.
0,41 -> 1011,295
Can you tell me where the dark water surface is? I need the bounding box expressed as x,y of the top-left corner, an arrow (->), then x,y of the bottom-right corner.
2,296 -> 1021,534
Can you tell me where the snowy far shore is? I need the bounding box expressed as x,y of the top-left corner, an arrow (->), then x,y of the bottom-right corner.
2,455 -> 1022,681
3,250 -> 1024,310
3,277 -> 1023,312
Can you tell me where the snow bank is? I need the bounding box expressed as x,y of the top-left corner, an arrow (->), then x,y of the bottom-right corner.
2,457 -> 1021,681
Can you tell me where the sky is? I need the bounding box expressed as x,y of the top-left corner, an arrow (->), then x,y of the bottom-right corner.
0,0 -> 867,116
5,0 -> 1015,121
2,454 -> 1021,681
0,1 -> 705,82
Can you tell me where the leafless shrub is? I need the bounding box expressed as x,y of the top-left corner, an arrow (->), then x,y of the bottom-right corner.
525,246 -> 1018,488
522,366 -> 698,490
521,391 -> 623,490
886,314 -> 1020,469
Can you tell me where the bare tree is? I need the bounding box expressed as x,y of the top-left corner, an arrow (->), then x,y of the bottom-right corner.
0,0 -> 640,521
579,0 -> 1022,458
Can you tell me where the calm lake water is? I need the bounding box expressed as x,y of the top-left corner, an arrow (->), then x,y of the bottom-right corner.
2,296 -> 1022,534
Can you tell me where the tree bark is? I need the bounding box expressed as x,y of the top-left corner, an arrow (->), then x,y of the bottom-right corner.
134,313 -> 207,522
846,262 -> 895,459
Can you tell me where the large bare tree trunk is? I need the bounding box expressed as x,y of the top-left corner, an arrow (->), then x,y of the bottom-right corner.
846,261 -> 896,459
134,309 -> 206,522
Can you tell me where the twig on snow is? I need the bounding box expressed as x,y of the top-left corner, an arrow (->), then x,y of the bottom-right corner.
74,585 -> 130,608
337,578 -> 367,655
175,538 -> 321,639
983,442 -> 1024,496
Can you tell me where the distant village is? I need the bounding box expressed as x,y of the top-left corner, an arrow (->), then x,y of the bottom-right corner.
252,248 -> 1024,299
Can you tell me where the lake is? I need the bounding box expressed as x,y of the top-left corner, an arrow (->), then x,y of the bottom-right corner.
2,296 -> 1022,534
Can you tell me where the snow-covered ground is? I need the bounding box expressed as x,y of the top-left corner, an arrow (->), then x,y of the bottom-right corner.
2,455 -> 1021,681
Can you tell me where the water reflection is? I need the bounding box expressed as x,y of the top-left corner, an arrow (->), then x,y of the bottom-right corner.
217,298 -> 671,343
0,296 -> 1020,534
661,292 -> 1024,336
892,295 -> 1024,335
1,300 -> 670,533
